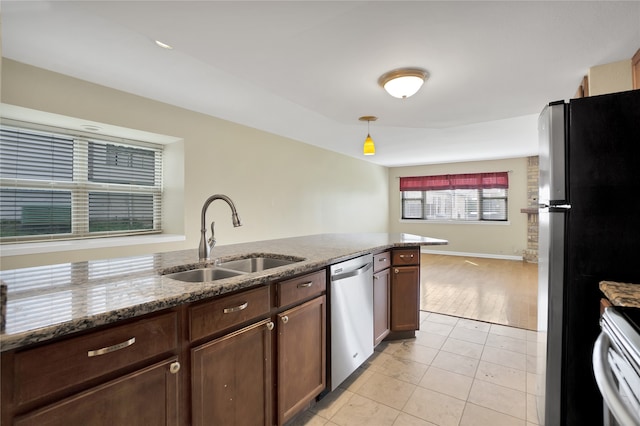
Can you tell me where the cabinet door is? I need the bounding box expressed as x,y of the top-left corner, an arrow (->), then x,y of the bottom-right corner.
391,266 -> 420,332
373,267 -> 391,346
277,295 -> 326,425
191,319 -> 273,426
14,357 -> 180,426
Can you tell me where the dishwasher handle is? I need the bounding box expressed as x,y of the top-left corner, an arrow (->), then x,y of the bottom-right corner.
330,262 -> 373,281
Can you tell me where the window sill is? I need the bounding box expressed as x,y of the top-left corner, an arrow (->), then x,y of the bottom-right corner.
0,234 -> 186,257
399,219 -> 511,226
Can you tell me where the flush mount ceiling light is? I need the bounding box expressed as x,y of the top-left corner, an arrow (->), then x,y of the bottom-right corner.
359,116 -> 377,156
154,40 -> 174,50
378,68 -> 429,99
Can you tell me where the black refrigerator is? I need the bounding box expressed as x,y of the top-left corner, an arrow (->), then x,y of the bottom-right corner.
537,89 -> 640,426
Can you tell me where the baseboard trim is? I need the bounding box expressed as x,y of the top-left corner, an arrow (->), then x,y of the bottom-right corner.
420,248 -> 523,261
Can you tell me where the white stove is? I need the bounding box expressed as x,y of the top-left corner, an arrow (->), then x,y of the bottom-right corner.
594,307 -> 640,426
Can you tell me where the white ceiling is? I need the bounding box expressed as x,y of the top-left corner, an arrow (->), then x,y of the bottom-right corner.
2,1 -> 639,167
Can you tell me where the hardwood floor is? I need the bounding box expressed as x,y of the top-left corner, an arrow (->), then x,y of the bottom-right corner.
420,254 -> 538,330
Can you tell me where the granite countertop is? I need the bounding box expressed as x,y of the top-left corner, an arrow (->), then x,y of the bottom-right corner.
0,233 -> 446,352
600,280 -> 640,308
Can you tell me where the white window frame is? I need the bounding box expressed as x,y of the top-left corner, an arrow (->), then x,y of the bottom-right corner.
0,121 -> 164,243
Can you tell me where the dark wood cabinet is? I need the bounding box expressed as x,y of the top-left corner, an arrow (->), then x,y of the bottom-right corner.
191,319 -> 273,426
2,311 -> 180,426
390,248 -> 421,332
373,251 -> 391,346
188,285 -> 272,426
189,269 -> 326,426
14,357 -> 180,426
276,295 -> 326,425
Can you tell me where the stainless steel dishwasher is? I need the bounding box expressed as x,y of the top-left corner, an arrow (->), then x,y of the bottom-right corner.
329,254 -> 374,390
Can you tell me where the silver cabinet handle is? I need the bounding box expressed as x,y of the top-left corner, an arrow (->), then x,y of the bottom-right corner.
281,316 -> 289,324
223,302 -> 248,314
169,361 -> 181,374
266,321 -> 274,331
88,337 -> 135,357
297,282 -> 313,288
394,268 -> 400,274
378,258 -> 387,262
399,254 -> 414,258
373,275 -> 379,280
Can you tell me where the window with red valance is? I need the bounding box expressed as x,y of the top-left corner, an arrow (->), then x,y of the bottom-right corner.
400,172 -> 509,222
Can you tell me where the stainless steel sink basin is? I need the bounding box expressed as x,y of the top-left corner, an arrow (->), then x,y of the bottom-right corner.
217,256 -> 303,273
164,267 -> 242,283
162,254 -> 304,283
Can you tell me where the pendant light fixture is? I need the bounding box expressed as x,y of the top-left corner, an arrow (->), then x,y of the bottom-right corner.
359,116 -> 377,156
378,68 -> 428,99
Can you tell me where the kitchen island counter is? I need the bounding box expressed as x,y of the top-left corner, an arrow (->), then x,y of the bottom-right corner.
0,233 -> 446,351
600,280 -> 640,308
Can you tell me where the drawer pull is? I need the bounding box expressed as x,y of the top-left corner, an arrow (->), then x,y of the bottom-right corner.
399,254 -> 415,259
266,321 -> 275,331
223,302 -> 248,314
169,361 -> 181,374
297,281 -> 313,288
395,268 -> 400,274
87,337 -> 136,357
282,316 -> 289,324
378,258 -> 387,262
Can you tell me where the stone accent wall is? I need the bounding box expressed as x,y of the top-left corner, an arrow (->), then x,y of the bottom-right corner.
523,156 -> 539,263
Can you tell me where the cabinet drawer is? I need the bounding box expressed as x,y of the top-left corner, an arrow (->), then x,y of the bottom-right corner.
277,270 -> 326,308
189,285 -> 270,342
392,248 -> 420,266
14,311 -> 178,407
373,251 -> 391,273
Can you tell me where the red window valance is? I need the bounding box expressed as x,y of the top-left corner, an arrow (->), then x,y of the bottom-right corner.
399,172 -> 509,191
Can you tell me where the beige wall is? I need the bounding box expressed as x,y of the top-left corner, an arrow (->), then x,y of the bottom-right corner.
388,157 -> 529,259
1,60 -> 389,269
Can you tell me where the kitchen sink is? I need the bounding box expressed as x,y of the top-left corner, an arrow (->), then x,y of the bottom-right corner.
217,255 -> 303,273
162,254 -> 304,283
163,267 -> 242,283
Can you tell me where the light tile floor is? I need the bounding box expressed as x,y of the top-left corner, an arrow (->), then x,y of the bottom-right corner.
289,312 -> 540,426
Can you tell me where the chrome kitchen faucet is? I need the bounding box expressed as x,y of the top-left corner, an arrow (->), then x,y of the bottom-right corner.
198,194 -> 242,261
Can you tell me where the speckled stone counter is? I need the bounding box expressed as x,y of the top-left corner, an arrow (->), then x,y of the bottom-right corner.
0,233 -> 446,352
599,280 -> 640,308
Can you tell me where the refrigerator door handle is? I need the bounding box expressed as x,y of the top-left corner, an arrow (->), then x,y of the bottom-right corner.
539,203 -> 571,210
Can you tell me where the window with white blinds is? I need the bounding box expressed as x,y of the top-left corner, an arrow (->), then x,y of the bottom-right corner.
0,125 -> 163,243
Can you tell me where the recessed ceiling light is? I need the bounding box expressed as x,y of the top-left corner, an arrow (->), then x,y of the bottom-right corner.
154,40 -> 173,50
